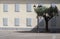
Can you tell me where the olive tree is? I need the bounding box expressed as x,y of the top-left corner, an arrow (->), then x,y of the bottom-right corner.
33,4 -> 58,32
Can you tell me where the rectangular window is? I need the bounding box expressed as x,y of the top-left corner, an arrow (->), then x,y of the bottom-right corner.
14,18 -> 19,26
26,4 -> 32,12
3,18 -> 8,26
26,18 -> 32,26
15,4 -> 20,12
3,4 -> 8,12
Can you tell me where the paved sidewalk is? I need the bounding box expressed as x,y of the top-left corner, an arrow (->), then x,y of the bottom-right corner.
0,31 -> 60,39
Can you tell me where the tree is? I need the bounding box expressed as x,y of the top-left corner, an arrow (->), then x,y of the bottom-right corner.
33,4 -> 58,32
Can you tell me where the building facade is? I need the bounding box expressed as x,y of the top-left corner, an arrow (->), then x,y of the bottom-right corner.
0,0 -> 60,31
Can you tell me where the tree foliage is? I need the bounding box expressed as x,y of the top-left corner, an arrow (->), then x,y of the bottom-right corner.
34,5 -> 58,17
34,5 -> 47,16
48,5 -> 58,16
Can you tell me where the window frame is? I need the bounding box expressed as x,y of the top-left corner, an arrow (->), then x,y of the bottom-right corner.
26,4 -> 32,12
3,4 -> 8,12
26,18 -> 32,26
15,4 -> 20,12
14,18 -> 20,26
3,18 -> 8,26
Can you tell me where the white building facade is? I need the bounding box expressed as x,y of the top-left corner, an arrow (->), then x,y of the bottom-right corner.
0,0 -> 60,31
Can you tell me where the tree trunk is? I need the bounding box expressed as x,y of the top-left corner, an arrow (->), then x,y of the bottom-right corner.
43,15 -> 49,32
45,20 -> 49,32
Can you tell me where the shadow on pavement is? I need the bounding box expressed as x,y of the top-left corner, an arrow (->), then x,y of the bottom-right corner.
14,28 -> 60,33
